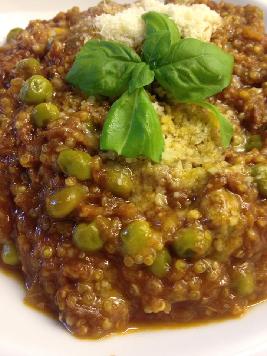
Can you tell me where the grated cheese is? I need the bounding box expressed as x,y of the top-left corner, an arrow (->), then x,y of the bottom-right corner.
119,100 -> 230,212
93,0 -> 223,47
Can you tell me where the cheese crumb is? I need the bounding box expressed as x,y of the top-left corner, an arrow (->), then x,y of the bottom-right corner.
94,0 -> 222,47
152,101 -> 165,117
127,101 -> 228,213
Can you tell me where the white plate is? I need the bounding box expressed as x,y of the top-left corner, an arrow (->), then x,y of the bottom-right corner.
1,0 -> 267,355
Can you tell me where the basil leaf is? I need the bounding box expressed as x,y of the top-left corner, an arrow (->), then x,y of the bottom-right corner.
142,12 -> 180,44
194,100 -> 234,148
129,63 -> 154,94
154,38 -> 234,102
65,40 -> 141,98
141,12 -> 180,69
100,88 -> 165,162
141,31 -> 172,70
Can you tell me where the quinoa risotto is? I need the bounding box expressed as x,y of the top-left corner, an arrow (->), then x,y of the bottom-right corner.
1,0 -> 267,339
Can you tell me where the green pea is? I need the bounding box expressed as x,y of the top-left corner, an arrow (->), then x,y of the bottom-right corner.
231,266 -> 255,296
149,248 -> 172,277
121,220 -> 151,255
173,228 -> 212,259
6,28 -> 23,43
106,169 -> 132,197
245,135 -> 262,152
16,58 -> 41,80
45,186 -> 85,219
1,243 -> 20,266
33,103 -> 60,127
19,75 -> 53,104
251,163 -> 267,196
73,222 -> 103,252
58,149 -> 92,181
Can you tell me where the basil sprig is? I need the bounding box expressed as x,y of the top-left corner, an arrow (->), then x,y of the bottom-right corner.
66,11 -> 235,161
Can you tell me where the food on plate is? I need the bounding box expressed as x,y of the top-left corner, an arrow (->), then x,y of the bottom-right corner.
0,0 -> 267,339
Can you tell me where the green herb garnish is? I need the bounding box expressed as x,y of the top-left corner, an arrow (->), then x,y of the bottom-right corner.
100,88 -> 164,162
65,40 -> 142,98
153,38 -> 234,102
66,11 -> 234,162
193,101 -> 234,149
